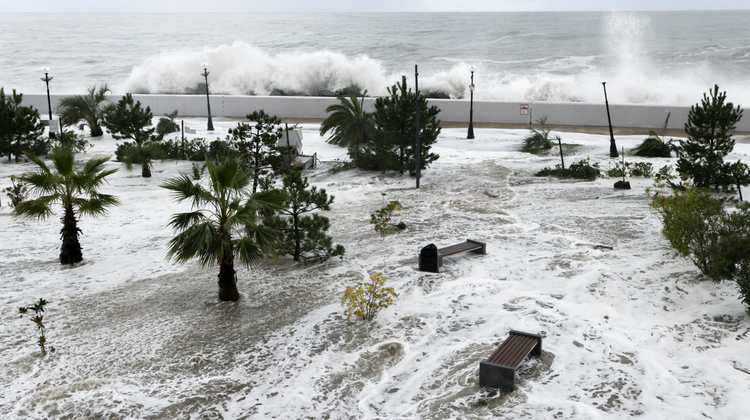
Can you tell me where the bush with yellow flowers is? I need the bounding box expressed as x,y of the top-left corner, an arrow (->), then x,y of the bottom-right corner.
340,273 -> 398,321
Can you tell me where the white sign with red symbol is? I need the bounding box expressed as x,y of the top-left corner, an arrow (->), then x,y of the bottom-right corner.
520,104 -> 529,115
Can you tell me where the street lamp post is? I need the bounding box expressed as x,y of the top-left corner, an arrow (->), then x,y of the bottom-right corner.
602,82 -> 618,158
41,67 -> 55,138
467,65 -> 475,139
201,63 -> 214,131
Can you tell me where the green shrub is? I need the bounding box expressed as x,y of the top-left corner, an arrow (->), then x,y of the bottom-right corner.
650,185 -> 723,277
605,161 -> 630,179
535,165 -> 565,177
537,158 -> 601,180
57,130 -> 91,153
371,198 -> 404,238
3,175 -> 28,209
567,158 -> 601,180
650,185 -> 750,312
160,137 -> 210,161
631,162 -> 653,178
191,162 -> 205,180
340,273 -> 398,321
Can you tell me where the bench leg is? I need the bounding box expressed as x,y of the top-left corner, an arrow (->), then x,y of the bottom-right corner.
479,361 -> 515,391
467,239 -> 486,255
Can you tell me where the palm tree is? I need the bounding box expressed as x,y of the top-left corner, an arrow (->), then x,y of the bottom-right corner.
162,158 -> 286,301
521,115 -> 554,152
57,84 -> 114,137
320,90 -> 373,149
13,147 -> 120,264
633,112 -> 677,158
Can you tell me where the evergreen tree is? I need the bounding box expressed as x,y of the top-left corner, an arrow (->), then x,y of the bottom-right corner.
268,169 -> 344,263
0,88 -> 46,162
676,85 -> 744,191
728,160 -> 750,201
229,110 -> 284,193
356,76 -> 440,175
13,147 -> 120,264
103,93 -> 161,177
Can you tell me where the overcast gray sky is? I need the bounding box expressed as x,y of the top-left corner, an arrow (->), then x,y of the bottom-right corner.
4,0 -> 750,13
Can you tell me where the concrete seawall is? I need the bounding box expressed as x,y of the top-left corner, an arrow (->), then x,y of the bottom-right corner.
17,94 -> 750,132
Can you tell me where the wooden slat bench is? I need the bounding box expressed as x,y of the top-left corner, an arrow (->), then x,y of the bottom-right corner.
419,239 -> 486,273
479,330 -> 542,390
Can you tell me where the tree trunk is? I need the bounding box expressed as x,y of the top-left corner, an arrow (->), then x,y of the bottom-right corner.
91,126 -> 104,137
141,162 -> 152,178
293,213 -> 301,262
60,204 -> 83,264
217,253 -> 240,301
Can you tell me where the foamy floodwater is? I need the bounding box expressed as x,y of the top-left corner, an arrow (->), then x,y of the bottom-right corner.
1,121 -> 750,419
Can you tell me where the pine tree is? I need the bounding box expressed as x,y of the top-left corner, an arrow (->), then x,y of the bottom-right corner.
229,110 -> 284,193
103,94 -> 161,177
357,76 -> 440,175
268,169 -> 345,263
0,88 -> 46,162
676,85 -> 744,191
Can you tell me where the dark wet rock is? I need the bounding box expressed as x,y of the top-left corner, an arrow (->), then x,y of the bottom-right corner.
193,83 -> 207,95
426,91 -> 451,99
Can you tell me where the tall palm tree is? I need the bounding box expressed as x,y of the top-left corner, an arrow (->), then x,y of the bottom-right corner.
162,158 -> 286,301
13,147 -> 120,264
320,90 -> 373,148
57,84 -> 114,137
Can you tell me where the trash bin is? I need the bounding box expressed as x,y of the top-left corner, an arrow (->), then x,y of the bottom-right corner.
419,243 -> 440,273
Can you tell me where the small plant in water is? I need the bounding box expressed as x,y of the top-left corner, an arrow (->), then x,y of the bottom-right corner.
371,199 -> 404,238
191,162 -> 206,180
630,162 -> 654,178
536,158 -> 600,181
341,273 -> 398,321
3,175 -> 29,209
19,298 -> 55,355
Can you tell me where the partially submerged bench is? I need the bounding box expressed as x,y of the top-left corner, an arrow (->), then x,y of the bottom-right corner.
418,239 -> 486,273
479,330 -> 542,391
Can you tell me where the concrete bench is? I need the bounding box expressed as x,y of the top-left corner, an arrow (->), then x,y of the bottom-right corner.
479,330 -> 542,391
418,239 -> 486,273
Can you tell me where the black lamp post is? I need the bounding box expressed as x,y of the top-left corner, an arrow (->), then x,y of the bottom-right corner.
415,64 -> 420,189
602,82 -> 618,158
41,67 -> 55,138
467,65 -> 475,139
201,62 -> 214,131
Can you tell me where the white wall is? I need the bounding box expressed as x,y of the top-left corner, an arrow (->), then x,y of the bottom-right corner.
15,94 -> 750,131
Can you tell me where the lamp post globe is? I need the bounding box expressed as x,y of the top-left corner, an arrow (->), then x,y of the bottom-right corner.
41,67 -> 56,138
467,65 -> 475,139
201,62 -> 214,131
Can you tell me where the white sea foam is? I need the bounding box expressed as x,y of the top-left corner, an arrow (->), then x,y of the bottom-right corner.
4,12 -> 750,106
